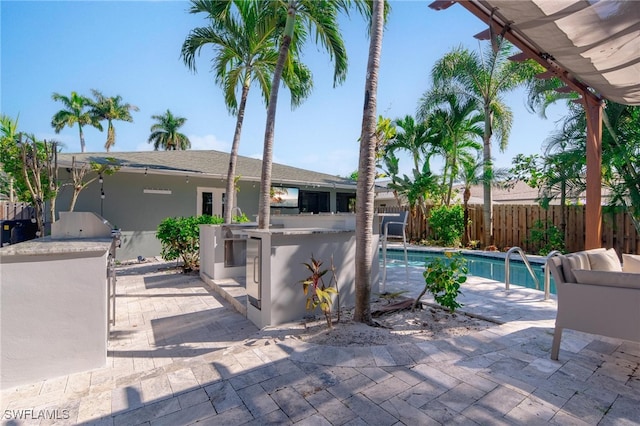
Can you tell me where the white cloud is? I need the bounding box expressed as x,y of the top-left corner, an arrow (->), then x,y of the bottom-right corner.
188,134 -> 230,151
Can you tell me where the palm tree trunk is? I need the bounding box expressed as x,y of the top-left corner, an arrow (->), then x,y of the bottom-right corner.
79,124 -> 86,153
354,0 -> 383,324
482,104 -> 493,246
257,2 -> 296,230
224,79 -> 251,224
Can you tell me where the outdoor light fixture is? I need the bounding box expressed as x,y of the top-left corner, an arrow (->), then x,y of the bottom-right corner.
101,191 -> 105,200
99,174 -> 103,184
186,176 -> 189,184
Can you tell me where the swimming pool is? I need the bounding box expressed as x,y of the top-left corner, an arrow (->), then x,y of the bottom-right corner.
381,248 -> 556,294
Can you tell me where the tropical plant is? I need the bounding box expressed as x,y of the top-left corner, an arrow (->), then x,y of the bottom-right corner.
429,41 -> 542,245
181,0 -> 312,224
299,255 -> 339,328
354,0 -> 384,324
418,92 -> 483,205
0,114 -> 20,201
148,110 -> 191,150
65,156 -> 119,211
526,219 -> 565,255
10,134 -> 59,235
256,0 -> 351,230
89,90 -> 138,152
414,251 -> 467,312
380,115 -> 439,219
156,215 -> 223,271
428,204 -> 465,247
51,91 -> 102,153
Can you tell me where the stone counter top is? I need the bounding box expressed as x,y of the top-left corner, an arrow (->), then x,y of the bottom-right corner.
0,237 -> 112,257
246,227 -> 353,236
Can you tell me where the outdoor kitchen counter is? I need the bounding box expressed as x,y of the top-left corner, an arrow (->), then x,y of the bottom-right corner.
0,237 -> 112,390
246,227 -> 351,236
0,237 -> 112,256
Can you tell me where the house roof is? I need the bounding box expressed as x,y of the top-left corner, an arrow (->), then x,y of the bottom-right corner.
57,150 -> 357,189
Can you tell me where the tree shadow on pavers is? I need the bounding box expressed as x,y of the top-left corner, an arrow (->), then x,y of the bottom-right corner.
418,326 -> 640,425
151,308 -> 258,353
142,273 -> 203,290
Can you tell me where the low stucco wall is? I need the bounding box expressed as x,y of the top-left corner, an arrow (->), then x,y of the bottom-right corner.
246,229 -> 380,329
0,240 -> 110,390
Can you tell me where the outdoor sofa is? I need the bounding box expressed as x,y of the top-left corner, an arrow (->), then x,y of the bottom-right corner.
546,248 -> 640,360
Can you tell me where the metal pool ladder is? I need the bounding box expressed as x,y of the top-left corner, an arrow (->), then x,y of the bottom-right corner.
543,250 -> 563,300
504,247 -> 540,292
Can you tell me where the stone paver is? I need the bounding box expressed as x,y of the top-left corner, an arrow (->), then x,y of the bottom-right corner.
2,257 -> 639,425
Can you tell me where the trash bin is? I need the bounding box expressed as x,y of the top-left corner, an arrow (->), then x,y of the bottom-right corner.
0,220 -> 38,246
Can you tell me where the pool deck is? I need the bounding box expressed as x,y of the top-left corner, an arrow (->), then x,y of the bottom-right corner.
2,251 -> 639,425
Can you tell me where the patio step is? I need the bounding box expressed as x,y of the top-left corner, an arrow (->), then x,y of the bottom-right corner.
199,273 -> 247,317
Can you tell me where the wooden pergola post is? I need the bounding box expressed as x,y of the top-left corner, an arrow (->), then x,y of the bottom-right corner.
583,95 -> 603,249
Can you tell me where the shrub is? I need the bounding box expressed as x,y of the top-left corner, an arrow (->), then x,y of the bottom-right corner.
428,204 -> 465,247
156,215 -> 223,271
526,219 -> 566,255
414,251 -> 467,312
299,255 -> 339,328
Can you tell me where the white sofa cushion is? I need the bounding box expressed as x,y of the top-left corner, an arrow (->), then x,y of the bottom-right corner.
623,254 -> 640,273
561,248 -> 605,283
573,269 -> 640,289
587,248 -> 622,272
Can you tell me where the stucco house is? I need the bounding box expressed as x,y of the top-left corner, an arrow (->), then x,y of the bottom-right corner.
56,150 -> 357,260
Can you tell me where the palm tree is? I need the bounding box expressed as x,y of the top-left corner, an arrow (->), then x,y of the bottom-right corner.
51,91 -> 102,153
430,42 -> 540,245
459,155 -> 508,246
354,0 -> 384,324
257,0 -> 349,230
418,93 -> 483,205
90,90 -> 139,152
389,115 -> 431,174
148,110 -> 191,151
181,0 -> 312,224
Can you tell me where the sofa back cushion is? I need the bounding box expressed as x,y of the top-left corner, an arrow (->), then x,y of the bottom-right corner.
561,249 -> 603,283
623,254 -> 640,273
573,269 -> 640,289
587,248 -> 622,272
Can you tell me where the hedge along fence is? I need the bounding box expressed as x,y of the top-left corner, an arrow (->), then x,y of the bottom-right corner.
378,204 -> 640,255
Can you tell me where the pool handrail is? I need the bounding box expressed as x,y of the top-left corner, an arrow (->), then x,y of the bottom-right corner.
505,247 -> 540,292
544,250 -> 563,300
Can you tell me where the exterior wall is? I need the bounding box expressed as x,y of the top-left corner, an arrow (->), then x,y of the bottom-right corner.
55,169 -> 356,260
0,244 -> 109,390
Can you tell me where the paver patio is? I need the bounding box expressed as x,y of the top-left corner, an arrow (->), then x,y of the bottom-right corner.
2,256 -> 639,425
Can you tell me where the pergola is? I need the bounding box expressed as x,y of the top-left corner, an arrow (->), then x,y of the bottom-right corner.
429,0 -> 640,249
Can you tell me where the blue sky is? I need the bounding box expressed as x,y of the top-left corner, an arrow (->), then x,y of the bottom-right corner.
1,0 -> 566,178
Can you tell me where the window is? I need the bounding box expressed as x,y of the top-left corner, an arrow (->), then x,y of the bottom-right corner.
299,190 -> 329,213
196,187 -> 225,217
336,192 -> 356,213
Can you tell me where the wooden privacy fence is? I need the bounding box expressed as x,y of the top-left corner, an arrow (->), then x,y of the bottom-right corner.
0,202 -> 35,221
378,204 -> 640,255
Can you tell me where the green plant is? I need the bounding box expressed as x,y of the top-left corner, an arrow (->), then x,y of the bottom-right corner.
526,219 -> 566,255
428,204 -> 465,247
156,215 -> 223,271
299,255 -> 339,328
414,251 -> 467,312
233,212 -> 250,223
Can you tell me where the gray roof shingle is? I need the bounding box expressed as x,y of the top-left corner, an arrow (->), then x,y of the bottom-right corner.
57,150 -> 357,188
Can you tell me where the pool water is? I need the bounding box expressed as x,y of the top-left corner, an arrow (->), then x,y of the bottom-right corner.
382,249 -> 556,294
